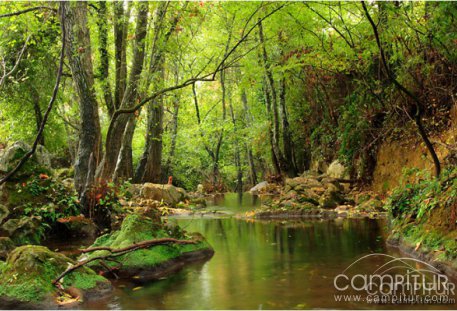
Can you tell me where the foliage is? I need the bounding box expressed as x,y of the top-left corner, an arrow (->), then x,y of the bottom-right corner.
1,1 -> 457,191
17,176 -> 79,227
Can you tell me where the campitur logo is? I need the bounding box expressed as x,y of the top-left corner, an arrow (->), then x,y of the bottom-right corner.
333,254 -> 456,305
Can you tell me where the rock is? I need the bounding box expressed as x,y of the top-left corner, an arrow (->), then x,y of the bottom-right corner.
1,216 -> 43,245
0,245 -> 112,309
141,183 -> 187,206
189,197 -> 206,209
310,160 -> 329,174
0,142 -> 51,180
133,205 -> 162,222
259,193 -> 275,206
0,237 -> 15,260
319,187 -> 344,209
57,216 -> 98,238
196,184 -> 204,193
84,214 -> 214,281
357,197 -> 384,213
0,204 -> 9,224
326,160 -> 349,180
249,181 -> 268,194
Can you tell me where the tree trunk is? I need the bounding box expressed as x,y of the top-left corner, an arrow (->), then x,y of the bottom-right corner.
258,20 -> 284,175
241,89 -> 258,186
164,93 -> 180,178
228,77 -> 242,192
102,2 -> 148,180
97,1 -> 114,116
142,54 -> 166,183
279,76 -> 297,177
113,115 -> 136,181
61,2 -> 102,213
133,2 -> 181,183
31,87 -> 44,146
113,1 -> 129,111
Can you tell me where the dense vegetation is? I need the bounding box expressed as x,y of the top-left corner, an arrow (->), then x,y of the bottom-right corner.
2,2 -> 457,197
2,1 -> 457,308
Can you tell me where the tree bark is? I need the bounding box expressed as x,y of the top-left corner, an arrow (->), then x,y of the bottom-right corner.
113,1 -> 129,111
228,76 -> 243,192
102,2 -> 148,180
164,92 -> 180,178
97,1 -> 114,117
61,2 -> 102,211
143,92 -> 164,183
241,89 -> 258,186
258,20 -> 285,175
279,76 -> 297,177
31,87 -> 44,146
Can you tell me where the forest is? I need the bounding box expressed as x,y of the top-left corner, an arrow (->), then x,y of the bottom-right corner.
0,1 -> 457,310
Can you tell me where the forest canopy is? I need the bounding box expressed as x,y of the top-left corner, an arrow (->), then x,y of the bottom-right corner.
1,1 -> 456,199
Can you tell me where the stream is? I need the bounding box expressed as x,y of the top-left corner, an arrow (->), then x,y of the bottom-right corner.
82,193 -> 455,310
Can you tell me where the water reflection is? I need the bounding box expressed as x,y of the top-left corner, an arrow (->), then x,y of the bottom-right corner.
205,192 -> 260,214
84,217 -> 417,309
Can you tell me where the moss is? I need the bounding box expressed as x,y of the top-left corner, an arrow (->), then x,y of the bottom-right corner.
63,271 -> 107,290
85,214 -> 212,271
0,245 -> 110,303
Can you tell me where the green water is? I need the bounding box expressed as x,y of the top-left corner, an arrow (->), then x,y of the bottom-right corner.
83,193 -> 455,310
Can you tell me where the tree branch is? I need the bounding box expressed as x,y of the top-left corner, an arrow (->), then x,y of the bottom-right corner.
0,6 -> 56,18
104,4 -> 285,146
0,34 -> 31,88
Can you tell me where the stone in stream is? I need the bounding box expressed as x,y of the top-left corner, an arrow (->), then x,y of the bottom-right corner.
254,173 -> 351,217
0,245 -> 112,309
141,183 -> 188,206
83,213 -> 214,281
249,181 -> 268,195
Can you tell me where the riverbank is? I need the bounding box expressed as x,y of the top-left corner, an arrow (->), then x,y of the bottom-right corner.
244,172 -> 387,220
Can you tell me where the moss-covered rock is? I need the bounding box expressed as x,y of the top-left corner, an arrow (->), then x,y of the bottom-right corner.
141,183 -> 188,206
0,237 -> 15,260
0,142 -> 52,181
0,245 -> 112,309
84,214 -> 214,281
1,216 -> 43,245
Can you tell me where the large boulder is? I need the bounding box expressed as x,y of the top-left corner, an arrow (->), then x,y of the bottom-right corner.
0,142 -> 51,180
84,214 -> 214,281
0,245 -> 112,309
141,183 -> 187,205
1,216 -> 43,245
249,181 -> 268,195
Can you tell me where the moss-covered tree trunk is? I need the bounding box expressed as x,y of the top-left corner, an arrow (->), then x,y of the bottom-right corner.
61,2 -> 102,213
